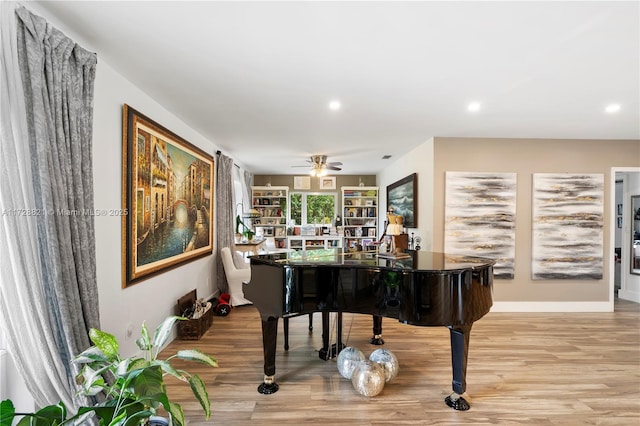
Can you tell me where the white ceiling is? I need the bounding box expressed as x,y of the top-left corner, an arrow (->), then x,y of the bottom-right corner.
35,1 -> 639,175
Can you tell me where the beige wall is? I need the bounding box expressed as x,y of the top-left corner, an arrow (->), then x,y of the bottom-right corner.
433,138 -> 640,304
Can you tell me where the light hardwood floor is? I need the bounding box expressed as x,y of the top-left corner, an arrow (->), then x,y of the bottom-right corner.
162,298 -> 640,425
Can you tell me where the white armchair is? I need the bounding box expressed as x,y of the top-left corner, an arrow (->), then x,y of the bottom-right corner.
220,247 -> 252,307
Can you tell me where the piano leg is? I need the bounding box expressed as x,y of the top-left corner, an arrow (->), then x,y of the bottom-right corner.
283,317 -> 290,351
319,312 -> 345,360
258,316 -> 279,394
368,315 -> 385,345
445,324 -> 472,411
336,312 -> 344,354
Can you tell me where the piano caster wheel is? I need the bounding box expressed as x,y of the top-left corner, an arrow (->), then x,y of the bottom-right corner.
318,348 -> 329,360
258,376 -> 279,394
319,343 -> 345,360
258,382 -> 279,394
369,334 -> 384,345
445,392 -> 470,411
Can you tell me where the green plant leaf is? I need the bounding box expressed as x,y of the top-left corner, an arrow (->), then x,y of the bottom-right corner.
89,328 -> 119,358
176,349 -> 218,368
65,410 -> 96,426
18,402 -> 67,425
189,374 -> 211,419
121,410 -> 153,426
128,366 -> 164,397
90,399 -> 143,424
152,359 -> 185,381
139,321 -> 152,352
115,358 -> 132,378
118,367 -> 143,395
167,402 -> 185,426
127,357 -> 148,372
135,337 -> 150,351
77,365 -> 107,396
106,410 -> 126,426
40,401 -> 67,420
73,346 -> 109,364
15,417 -> 33,426
137,392 -> 170,412
152,316 -> 185,349
0,400 -> 15,426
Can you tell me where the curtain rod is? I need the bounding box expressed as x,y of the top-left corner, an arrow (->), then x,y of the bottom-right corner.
216,150 -> 241,169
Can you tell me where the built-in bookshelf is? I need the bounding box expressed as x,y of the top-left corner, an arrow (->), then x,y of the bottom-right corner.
251,186 -> 288,249
341,186 -> 378,252
287,236 -> 342,251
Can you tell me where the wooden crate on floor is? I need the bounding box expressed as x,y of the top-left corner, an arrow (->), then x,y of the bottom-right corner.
176,289 -> 212,340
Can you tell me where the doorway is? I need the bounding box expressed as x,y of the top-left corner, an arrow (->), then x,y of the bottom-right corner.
611,167 -> 640,308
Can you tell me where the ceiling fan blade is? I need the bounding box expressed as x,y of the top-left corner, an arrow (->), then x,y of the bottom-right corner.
295,155 -> 342,171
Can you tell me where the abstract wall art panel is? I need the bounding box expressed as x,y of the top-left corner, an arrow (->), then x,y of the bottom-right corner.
531,173 -> 603,280
445,172 -> 517,279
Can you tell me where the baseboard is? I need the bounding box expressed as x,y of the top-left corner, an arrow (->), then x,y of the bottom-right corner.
491,301 -> 614,313
205,289 -> 221,303
617,289 -> 640,303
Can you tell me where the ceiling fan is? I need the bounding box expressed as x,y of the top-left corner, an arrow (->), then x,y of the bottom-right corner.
292,155 -> 342,176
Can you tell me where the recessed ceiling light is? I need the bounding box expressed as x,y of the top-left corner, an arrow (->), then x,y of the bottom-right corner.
605,103 -> 621,114
467,102 -> 481,112
329,100 -> 341,111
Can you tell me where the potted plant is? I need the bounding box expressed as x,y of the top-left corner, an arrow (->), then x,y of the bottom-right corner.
1,316 -> 218,426
235,215 -> 255,242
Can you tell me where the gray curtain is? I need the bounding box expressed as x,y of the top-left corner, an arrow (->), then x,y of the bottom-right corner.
0,4 -> 99,409
216,152 -> 235,292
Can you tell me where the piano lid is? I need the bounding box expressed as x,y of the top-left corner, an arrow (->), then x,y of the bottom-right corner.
250,249 -> 495,272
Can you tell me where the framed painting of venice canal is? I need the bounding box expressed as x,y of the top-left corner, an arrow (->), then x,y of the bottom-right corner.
122,105 -> 214,287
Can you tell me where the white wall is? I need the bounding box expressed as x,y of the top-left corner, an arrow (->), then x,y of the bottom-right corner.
377,138 -> 434,251
92,61 -> 219,356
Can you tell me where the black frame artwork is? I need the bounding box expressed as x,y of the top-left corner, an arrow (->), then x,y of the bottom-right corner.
386,173 -> 417,228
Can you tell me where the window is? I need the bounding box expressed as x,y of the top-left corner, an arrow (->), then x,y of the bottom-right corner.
233,166 -> 249,216
290,192 -> 337,226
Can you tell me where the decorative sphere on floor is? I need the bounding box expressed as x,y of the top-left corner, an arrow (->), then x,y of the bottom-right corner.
351,360 -> 385,397
369,348 -> 399,383
337,347 -> 366,379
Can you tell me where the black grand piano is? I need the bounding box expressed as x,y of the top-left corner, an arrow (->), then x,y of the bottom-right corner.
244,249 -> 494,411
